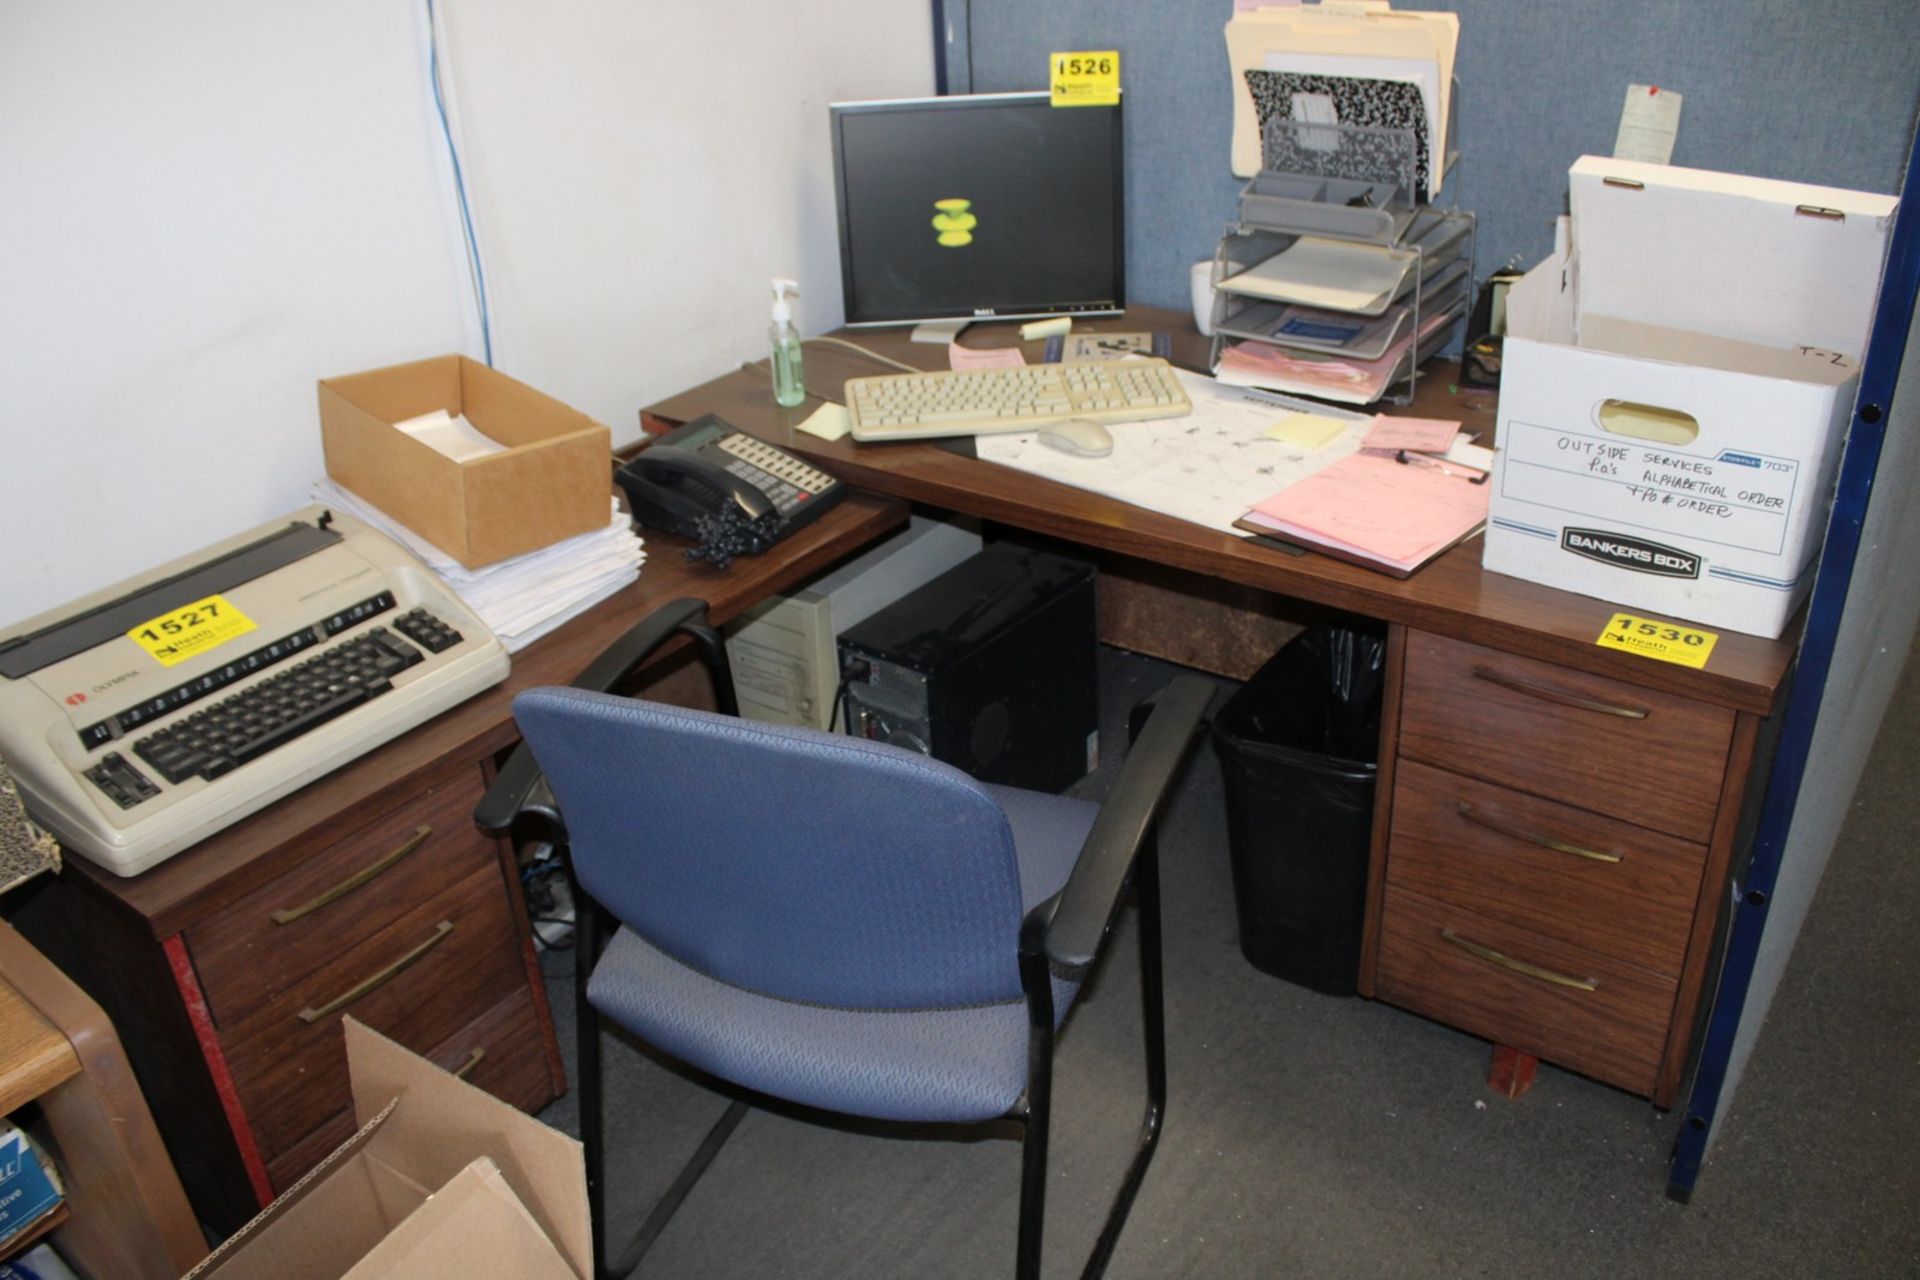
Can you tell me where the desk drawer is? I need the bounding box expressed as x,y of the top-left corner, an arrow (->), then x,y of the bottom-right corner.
424,984 -> 561,1114
262,986 -> 558,1193
1373,885 -> 1675,1097
219,863 -> 526,1163
1397,631 -> 1734,842
187,772 -> 498,1028
1385,760 -> 1708,976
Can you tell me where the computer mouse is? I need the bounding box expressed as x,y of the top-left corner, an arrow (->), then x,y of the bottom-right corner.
1037,419 -> 1114,458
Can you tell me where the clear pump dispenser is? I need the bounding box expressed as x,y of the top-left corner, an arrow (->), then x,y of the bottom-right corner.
769,278 -> 805,407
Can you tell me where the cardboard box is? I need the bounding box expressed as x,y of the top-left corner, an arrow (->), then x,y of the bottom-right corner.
319,356 -> 611,569
186,1019 -> 589,1280
1484,157 -> 1897,638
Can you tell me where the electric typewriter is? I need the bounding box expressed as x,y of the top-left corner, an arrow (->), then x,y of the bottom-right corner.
0,506 -> 510,877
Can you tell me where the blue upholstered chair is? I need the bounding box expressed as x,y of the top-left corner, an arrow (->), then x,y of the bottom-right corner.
477,598 -> 1211,1279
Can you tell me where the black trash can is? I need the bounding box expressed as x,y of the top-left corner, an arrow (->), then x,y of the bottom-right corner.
1212,624 -> 1386,995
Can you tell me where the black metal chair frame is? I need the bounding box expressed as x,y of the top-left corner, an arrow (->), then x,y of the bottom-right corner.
477,597 -> 1210,1279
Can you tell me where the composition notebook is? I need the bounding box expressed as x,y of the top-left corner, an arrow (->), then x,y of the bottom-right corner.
1236,449 -> 1489,578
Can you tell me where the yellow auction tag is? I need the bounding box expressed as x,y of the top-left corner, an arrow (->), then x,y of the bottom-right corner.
128,595 -> 257,668
1050,50 -> 1120,106
1596,613 -> 1718,669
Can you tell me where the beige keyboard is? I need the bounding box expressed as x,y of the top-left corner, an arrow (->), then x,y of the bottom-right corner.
845,358 -> 1193,442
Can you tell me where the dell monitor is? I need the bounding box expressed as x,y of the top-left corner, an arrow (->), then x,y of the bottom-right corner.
828,92 -> 1125,331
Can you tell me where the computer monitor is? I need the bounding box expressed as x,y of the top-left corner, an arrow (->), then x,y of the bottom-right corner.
828,92 -> 1125,330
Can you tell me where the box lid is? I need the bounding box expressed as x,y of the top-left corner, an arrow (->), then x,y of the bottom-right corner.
186,1019 -> 591,1280
1568,156 -> 1897,358
342,1158 -> 578,1279
345,1020 -> 591,1279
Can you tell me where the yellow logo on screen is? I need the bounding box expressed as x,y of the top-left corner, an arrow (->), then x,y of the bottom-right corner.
932,198 -> 976,247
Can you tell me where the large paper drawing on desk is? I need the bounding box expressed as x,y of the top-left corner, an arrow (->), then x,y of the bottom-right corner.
973,369 -> 1370,535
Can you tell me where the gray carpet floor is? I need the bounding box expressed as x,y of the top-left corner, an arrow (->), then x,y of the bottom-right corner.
535,634 -> 1920,1277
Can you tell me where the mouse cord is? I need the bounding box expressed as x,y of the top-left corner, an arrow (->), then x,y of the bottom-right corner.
737,360 -> 842,407
802,336 -> 921,373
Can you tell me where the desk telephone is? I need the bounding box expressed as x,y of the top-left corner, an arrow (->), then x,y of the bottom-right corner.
615,414 -> 846,551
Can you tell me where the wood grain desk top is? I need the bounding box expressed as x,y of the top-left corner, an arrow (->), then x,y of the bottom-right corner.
0,974 -> 78,1115
644,306 -> 1798,718
60,492 -> 908,937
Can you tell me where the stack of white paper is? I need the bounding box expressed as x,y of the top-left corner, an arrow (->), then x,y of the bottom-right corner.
312,478 -> 645,653
391,408 -> 509,463
1218,235 -> 1414,312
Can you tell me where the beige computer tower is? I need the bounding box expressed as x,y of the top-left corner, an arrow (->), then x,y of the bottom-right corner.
724,515 -> 982,729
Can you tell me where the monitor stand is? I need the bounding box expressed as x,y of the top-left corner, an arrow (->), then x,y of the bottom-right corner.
910,318 -> 972,344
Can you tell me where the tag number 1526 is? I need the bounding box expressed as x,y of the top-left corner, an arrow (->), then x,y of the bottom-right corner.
1057,56 -> 1113,77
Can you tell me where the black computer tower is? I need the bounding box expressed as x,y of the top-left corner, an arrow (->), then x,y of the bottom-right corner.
837,544 -> 1097,793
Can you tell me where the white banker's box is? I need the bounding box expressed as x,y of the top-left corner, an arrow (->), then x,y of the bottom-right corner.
1484,156 -> 1897,638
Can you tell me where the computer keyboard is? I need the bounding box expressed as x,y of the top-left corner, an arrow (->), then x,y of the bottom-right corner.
845,357 -> 1193,442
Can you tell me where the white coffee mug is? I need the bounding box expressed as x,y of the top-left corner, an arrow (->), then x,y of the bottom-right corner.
1190,260 -> 1217,337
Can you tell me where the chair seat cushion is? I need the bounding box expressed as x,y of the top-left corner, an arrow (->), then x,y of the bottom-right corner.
591,927 -> 1037,1123
588,782 -> 1099,1125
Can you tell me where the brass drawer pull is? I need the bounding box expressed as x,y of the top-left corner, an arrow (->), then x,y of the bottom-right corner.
296,920 -> 455,1023
1470,666 -> 1649,720
1441,928 -> 1598,992
453,1046 -> 486,1079
272,825 -> 434,924
1456,801 -> 1623,864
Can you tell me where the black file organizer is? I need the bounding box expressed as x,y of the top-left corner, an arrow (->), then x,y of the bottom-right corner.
1207,101 -> 1475,407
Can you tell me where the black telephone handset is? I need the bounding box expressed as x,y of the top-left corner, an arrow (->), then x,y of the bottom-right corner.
615,413 -> 845,548
619,442 -> 778,531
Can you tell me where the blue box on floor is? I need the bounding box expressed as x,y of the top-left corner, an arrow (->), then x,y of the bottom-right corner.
0,1123 -> 63,1248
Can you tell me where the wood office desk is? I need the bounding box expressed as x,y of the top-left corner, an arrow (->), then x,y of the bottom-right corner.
8,492 -> 906,1233
644,306 -> 1800,1109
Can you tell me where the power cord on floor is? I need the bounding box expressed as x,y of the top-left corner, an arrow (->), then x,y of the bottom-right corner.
520,849 -> 575,954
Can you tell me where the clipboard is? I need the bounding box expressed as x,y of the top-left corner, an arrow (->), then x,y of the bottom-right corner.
1235,448 -> 1488,577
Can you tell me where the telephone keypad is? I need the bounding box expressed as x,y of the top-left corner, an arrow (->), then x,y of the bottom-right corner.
717,434 -> 838,519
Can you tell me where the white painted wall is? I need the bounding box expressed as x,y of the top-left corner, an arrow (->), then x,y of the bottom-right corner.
0,0 -> 932,628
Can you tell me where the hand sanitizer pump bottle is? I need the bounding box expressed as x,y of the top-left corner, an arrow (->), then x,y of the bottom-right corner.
769,278 -> 806,407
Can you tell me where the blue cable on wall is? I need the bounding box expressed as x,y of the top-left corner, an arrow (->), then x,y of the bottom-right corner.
424,0 -> 493,367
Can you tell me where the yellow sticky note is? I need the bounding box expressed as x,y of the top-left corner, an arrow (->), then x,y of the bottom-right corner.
1595,613 -> 1719,669
1050,51 -> 1120,107
1265,412 -> 1347,450
797,403 -> 850,441
128,594 -> 257,668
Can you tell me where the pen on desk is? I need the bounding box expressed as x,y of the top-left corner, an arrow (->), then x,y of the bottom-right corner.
1395,449 -> 1489,484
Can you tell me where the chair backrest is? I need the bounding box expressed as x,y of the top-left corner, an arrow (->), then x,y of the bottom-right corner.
512,688 -> 1031,1010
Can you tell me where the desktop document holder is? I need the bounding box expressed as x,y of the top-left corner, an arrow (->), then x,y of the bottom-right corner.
1205,102 -> 1474,406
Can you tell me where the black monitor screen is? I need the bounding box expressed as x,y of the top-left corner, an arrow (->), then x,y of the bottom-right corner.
829,93 -> 1124,327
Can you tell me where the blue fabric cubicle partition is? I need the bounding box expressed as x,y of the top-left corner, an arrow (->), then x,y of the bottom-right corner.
942,0 -> 1919,310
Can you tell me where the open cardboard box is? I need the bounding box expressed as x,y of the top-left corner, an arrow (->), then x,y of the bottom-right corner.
319,356 -> 611,569
185,1019 -> 589,1280
1484,157 -> 1897,638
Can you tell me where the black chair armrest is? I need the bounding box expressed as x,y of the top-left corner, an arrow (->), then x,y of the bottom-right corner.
473,597 -> 731,832
1033,672 -> 1213,975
